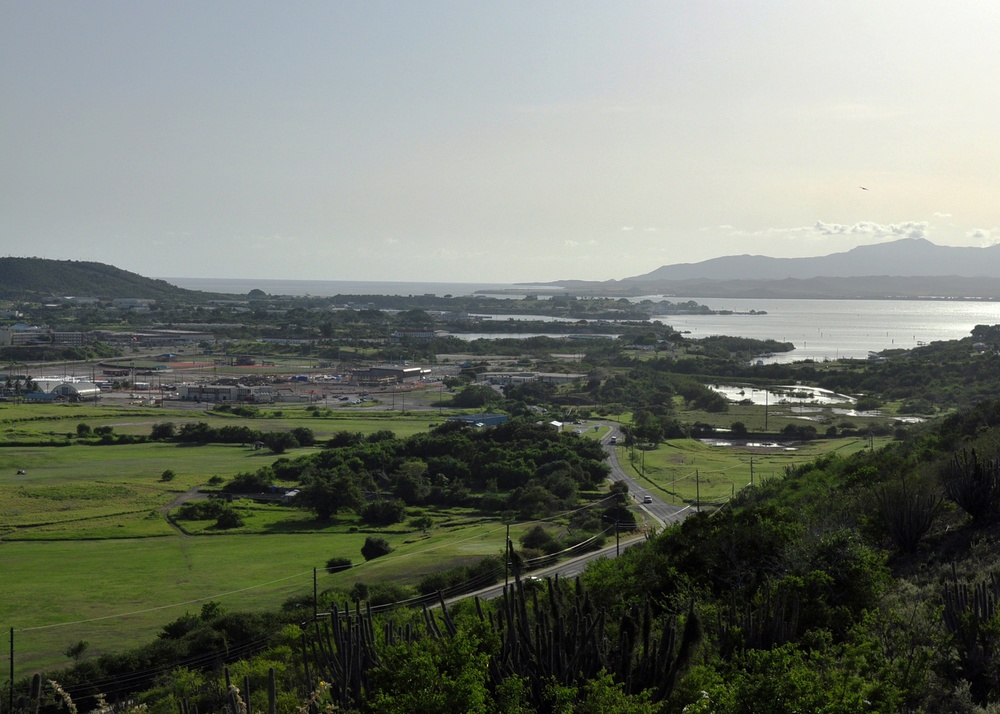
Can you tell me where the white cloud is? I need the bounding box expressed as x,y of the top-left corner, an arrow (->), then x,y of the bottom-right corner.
969,228 -> 999,246
812,220 -> 928,240
933,212 -> 953,218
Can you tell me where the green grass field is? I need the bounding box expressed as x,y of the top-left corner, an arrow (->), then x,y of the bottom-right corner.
0,398 -> 903,675
616,435 -> 892,508
2,517 -> 526,673
0,403 -> 546,673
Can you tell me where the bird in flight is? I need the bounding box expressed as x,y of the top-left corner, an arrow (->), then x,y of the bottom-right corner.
859,186 -> 868,191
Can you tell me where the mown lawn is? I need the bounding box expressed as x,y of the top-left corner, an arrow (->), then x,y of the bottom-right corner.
2,516 -> 529,674
0,403 -> 554,674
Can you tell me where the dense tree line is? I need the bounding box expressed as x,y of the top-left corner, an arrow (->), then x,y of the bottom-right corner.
217,420 -> 611,523
149,421 -> 315,454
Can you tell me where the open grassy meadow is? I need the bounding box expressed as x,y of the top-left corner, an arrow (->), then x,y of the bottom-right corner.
0,402 -> 536,674
616,435 -> 893,508
0,401 -> 445,441
0,397 -> 901,674
2,517 -> 523,673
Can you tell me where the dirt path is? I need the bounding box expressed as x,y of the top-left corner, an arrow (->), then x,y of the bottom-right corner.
160,485 -> 207,536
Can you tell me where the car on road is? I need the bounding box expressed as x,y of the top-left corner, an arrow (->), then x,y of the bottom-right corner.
643,495 -> 653,504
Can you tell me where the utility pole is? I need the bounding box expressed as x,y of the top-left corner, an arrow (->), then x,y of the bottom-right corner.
696,469 -> 701,513
9,627 -> 14,713
504,522 -> 511,587
750,457 -> 754,487
602,514 -> 621,557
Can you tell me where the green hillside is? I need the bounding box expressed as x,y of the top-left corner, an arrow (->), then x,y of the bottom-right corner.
0,257 -> 214,300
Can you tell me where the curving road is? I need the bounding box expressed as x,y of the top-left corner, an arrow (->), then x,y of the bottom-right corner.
599,424 -> 691,528
445,423 -> 693,605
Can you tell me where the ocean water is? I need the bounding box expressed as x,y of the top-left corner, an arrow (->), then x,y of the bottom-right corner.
163,277 -> 551,298
160,278 -> 1000,362
651,297 -> 1000,362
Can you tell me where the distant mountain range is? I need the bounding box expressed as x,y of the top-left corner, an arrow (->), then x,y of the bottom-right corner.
546,238 -> 1000,299
626,238 -> 1000,281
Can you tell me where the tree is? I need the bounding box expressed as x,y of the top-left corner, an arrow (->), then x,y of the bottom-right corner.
160,469 -> 176,482
362,499 -> 407,526
300,470 -> 363,521
150,422 -> 176,440
64,640 -> 89,663
263,431 -> 299,454
361,536 -> 394,561
609,480 -> 630,505
76,423 -> 91,437
214,507 -> 244,529
451,384 -> 499,409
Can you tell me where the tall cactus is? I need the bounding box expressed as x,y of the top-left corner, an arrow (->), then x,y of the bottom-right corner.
942,566 -> 1000,702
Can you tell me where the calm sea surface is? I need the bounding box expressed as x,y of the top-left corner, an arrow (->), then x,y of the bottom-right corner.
162,279 -> 1000,362
651,297 -> 1000,362
164,277 -> 547,298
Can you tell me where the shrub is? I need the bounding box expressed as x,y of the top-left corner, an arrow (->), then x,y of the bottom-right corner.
362,499 -> 407,526
214,508 -> 245,530
366,580 -> 416,607
150,422 -> 175,440
520,524 -> 561,554
176,500 -> 228,521
160,469 -> 176,482
222,471 -> 272,494
325,557 -> 353,574
361,536 -> 393,561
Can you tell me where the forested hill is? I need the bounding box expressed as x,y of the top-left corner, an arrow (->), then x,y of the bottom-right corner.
0,257 -> 213,300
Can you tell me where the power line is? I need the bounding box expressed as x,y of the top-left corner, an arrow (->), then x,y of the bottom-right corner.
17,569 -> 315,632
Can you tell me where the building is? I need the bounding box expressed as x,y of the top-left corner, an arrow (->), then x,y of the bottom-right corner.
447,413 -> 510,428
50,382 -> 102,402
179,384 -> 240,402
476,371 -> 586,386
178,383 -> 276,403
389,329 -> 448,343
350,365 -> 431,385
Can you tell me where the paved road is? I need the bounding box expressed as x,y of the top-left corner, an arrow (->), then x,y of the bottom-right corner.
444,423 -> 693,605
599,424 -> 691,528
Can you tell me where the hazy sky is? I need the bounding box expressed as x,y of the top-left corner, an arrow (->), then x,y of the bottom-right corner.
4,2 -> 1000,283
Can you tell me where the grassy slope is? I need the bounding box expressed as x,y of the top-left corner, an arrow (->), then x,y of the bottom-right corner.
0,398 -> 898,674
0,403 -> 526,672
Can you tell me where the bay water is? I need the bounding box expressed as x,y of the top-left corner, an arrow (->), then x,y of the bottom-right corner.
162,278 -> 1000,362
